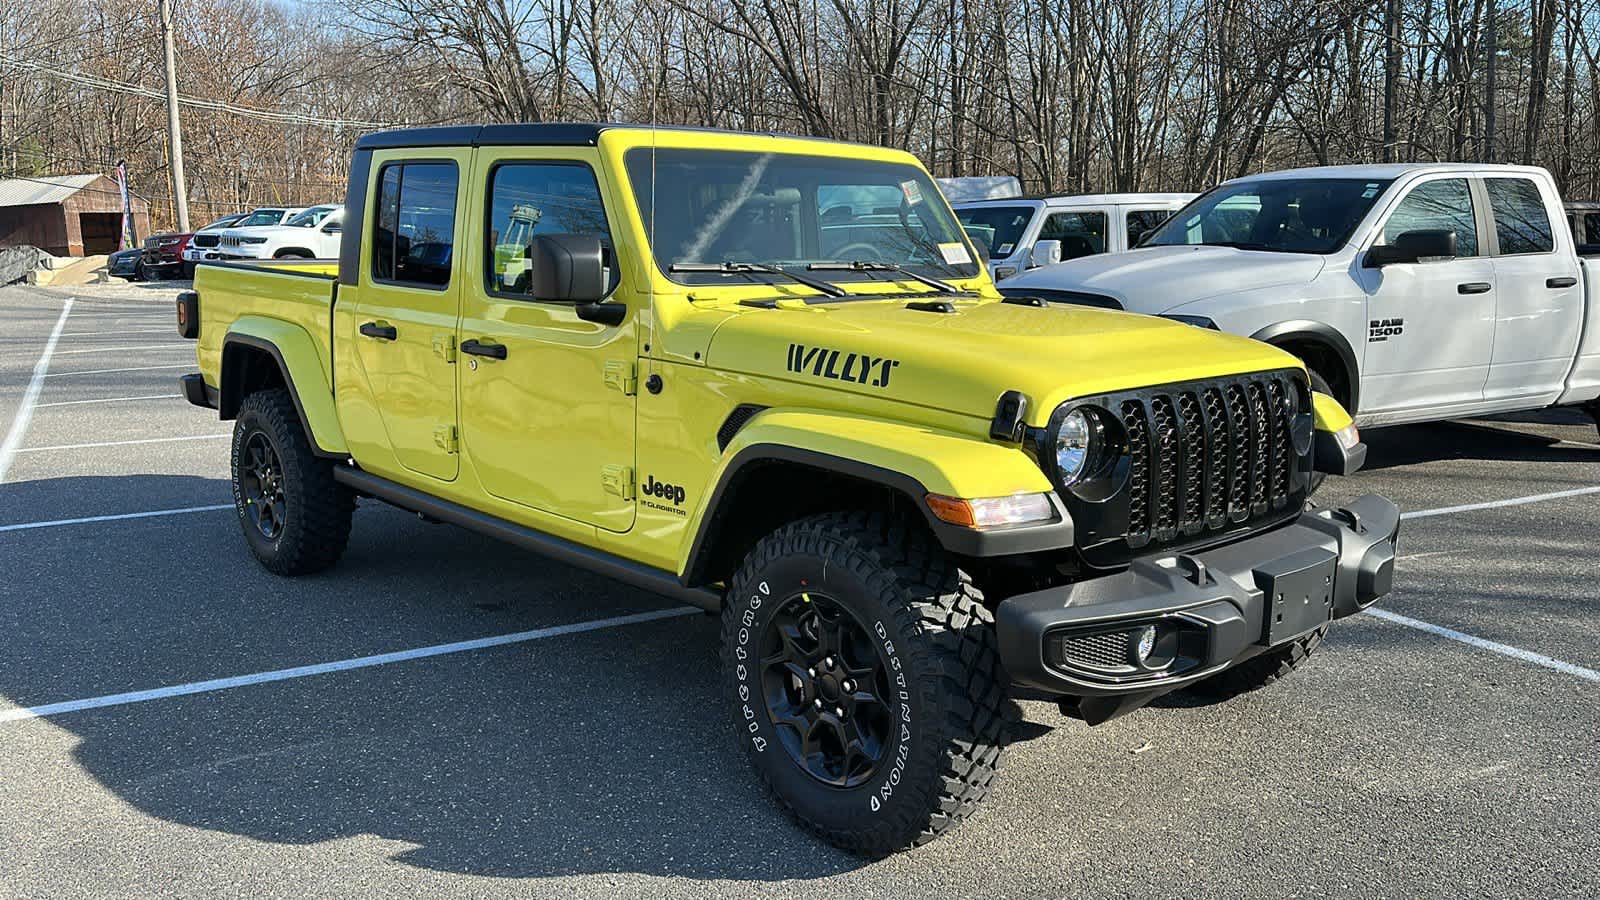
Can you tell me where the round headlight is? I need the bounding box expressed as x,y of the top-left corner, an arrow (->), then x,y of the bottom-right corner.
1055,408 -> 1096,486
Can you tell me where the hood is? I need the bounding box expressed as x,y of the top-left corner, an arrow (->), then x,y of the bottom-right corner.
704,298 -> 1298,426
1002,245 -> 1325,314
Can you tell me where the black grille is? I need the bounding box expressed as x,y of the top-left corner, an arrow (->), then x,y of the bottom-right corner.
1112,370 -> 1306,552
192,233 -> 220,248
1056,630 -> 1134,671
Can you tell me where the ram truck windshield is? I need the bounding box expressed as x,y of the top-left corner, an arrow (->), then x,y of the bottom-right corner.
1145,177 -> 1394,254
625,148 -> 981,288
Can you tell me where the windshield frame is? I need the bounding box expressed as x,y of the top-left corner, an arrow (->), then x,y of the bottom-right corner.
622,146 -> 982,288
1144,177 -> 1396,255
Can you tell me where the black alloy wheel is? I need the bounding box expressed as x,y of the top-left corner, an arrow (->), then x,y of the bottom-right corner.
760,590 -> 894,789
238,430 -> 287,540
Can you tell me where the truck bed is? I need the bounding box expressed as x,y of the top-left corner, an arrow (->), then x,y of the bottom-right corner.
192,259 -> 339,393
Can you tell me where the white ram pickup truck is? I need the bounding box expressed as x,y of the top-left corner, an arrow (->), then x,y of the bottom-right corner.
998,163 -> 1600,431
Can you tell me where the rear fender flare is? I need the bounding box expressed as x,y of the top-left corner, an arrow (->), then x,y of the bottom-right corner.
221,319 -> 347,458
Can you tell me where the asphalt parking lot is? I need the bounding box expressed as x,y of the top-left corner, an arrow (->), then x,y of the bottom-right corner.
1,281 -> 1596,898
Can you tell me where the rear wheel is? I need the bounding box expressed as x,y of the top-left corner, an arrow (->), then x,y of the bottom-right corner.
1186,624 -> 1327,700
231,389 -> 354,575
723,512 -> 1010,855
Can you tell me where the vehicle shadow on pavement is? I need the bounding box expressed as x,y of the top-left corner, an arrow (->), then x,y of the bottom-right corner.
1,476 -> 870,881
1360,417 -> 1599,470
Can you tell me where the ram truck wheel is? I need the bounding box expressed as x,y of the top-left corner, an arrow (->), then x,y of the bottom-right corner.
1185,624 -> 1328,700
722,511 -> 1010,855
231,388 -> 354,575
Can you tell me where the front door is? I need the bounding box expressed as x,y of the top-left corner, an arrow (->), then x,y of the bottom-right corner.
348,152 -> 469,482
1357,175 -> 1495,417
456,150 -> 638,533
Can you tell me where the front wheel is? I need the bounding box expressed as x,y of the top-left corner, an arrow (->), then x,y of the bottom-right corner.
722,512 -> 1010,855
231,388 -> 354,575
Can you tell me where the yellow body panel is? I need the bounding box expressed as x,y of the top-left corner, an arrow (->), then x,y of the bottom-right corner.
193,124 -> 1360,581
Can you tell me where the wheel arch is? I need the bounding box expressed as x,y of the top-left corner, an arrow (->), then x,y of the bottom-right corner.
679,410 -> 1072,589
273,247 -> 314,259
1250,320 -> 1361,414
220,329 -> 348,458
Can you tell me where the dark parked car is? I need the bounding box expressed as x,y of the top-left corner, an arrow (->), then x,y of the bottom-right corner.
107,247 -> 144,280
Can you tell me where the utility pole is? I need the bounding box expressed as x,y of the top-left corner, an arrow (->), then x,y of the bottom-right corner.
158,0 -> 190,231
1484,0 -> 1497,162
1382,0 -> 1399,162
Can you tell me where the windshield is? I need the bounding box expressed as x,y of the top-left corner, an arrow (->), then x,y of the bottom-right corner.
200,216 -> 242,231
236,209 -> 286,227
285,206 -> 337,227
955,205 -> 1036,260
1145,178 -> 1394,254
625,148 -> 980,285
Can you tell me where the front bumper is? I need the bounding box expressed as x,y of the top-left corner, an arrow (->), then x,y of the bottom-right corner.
996,493 -> 1399,710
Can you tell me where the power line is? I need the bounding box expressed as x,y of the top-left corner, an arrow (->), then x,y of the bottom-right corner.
1,58 -> 407,130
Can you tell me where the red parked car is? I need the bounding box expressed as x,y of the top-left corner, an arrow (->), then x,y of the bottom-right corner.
140,213 -> 247,279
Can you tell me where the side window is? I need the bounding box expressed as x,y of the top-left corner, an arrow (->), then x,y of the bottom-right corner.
1039,211 -> 1107,259
1125,209 -> 1171,247
485,162 -> 618,298
1380,178 -> 1478,257
371,161 -> 459,288
1485,178 -> 1554,255
1577,212 -> 1598,246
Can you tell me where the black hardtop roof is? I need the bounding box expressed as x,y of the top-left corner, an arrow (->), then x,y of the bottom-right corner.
353,122 -> 870,151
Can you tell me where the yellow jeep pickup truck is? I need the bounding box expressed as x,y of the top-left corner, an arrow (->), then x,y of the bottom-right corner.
177,124 -> 1398,854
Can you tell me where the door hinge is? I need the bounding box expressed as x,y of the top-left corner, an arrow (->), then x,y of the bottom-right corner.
433,333 -> 457,364
433,424 -> 459,453
601,464 -> 634,500
604,359 -> 637,395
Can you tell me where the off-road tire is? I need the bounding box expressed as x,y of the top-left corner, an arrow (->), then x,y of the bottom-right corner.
231,388 -> 354,575
1185,624 -> 1328,699
722,511 -> 1010,855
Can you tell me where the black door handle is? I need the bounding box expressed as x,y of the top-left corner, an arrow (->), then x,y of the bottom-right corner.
1547,276 -> 1578,289
359,321 -> 397,340
461,338 -> 507,360
1457,282 -> 1492,295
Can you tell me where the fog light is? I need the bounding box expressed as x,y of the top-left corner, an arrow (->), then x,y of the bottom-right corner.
1133,625 -> 1157,664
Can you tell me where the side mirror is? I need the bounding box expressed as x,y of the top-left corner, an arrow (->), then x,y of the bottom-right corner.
1366,229 -> 1456,267
528,233 -> 625,325
323,222 -> 342,234
1031,239 -> 1062,268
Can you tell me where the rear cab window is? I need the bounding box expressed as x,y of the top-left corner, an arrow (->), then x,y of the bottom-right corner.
372,162 -> 459,288
1485,178 -> 1555,255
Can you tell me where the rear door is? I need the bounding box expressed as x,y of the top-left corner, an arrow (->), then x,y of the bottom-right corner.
1357,175 -> 1496,416
1038,207 -> 1110,261
1120,206 -> 1179,252
456,148 -> 638,533
1481,175 -> 1584,406
348,152 -> 469,482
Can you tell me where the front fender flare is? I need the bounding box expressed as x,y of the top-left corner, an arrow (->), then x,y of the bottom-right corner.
1250,319 -> 1361,413
221,318 -> 347,457
681,409 -> 1072,584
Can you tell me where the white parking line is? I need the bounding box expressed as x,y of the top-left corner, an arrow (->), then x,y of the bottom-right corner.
1365,608 -> 1600,683
17,434 -> 229,453
42,363 -> 191,378
0,503 -> 232,533
1399,485 -> 1600,521
60,328 -> 177,337
0,298 -> 73,485
0,607 -> 701,724
31,394 -> 181,409
52,343 -> 188,356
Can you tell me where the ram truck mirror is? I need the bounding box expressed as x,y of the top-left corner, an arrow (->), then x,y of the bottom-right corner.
1031,239 -> 1062,268
1366,229 -> 1456,267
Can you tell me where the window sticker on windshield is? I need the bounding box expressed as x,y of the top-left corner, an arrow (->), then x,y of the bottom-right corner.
900,180 -> 924,206
938,242 -> 971,265
1362,183 -> 1380,198
998,242 -> 1014,255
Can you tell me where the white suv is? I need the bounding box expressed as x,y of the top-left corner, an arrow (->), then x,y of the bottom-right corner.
216,205 -> 343,261
955,192 -> 1196,281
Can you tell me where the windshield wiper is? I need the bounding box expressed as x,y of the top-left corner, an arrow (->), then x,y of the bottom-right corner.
808,260 -> 960,294
669,261 -> 847,297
